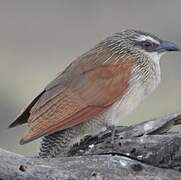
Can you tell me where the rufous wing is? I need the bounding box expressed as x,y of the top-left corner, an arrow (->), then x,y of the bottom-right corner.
20,49 -> 135,144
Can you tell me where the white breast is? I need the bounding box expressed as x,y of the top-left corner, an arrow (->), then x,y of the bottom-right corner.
104,53 -> 162,126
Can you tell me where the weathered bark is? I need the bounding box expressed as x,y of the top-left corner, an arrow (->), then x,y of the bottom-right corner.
69,112 -> 181,171
0,111 -> 181,180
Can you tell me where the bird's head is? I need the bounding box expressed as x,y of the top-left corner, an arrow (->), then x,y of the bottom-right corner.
102,29 -> 180,62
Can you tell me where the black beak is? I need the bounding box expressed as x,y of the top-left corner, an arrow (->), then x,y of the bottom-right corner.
157,41 -> 180,52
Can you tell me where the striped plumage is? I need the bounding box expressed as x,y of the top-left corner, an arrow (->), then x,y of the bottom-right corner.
9,29 -> 180,157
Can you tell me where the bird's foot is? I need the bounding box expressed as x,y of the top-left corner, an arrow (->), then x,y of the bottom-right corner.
98,128 -> 112,140
106,126 -> 117,145
111,126 -> 117,145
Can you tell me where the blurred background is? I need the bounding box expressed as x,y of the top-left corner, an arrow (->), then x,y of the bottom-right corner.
0,0 -> 181,155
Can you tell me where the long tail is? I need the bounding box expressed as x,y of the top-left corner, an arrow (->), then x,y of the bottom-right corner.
8,91 -> 45,128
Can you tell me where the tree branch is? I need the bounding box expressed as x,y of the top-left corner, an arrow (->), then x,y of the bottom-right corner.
1,111 -> 181,179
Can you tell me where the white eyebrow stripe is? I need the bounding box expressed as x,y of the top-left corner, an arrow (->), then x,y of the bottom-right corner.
137,35 -> 160,44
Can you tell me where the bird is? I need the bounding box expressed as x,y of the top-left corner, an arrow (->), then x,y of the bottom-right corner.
9,29 -> 180,157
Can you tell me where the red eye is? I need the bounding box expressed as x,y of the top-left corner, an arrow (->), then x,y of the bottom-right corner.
143,41 -> 153,48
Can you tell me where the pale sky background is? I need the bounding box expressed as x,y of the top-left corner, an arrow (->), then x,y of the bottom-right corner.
0,0 -> 181,155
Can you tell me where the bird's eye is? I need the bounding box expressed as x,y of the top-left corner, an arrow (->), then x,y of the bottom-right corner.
142,41 -> 153,49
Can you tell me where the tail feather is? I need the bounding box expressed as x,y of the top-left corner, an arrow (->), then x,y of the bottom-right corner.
8,90 -> 45,128
8,111 -> 29,128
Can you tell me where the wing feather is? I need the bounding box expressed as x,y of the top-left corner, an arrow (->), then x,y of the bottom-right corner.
20,48 -> 135,144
